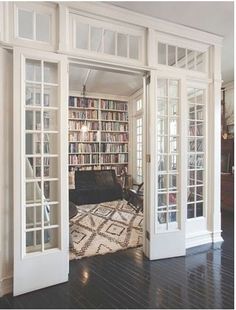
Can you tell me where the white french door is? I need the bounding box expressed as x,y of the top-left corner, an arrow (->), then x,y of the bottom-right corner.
13,48 -> 68,296
144,71 -> 187,259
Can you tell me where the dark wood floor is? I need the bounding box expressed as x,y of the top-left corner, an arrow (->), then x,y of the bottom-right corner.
0,211 -> 234,309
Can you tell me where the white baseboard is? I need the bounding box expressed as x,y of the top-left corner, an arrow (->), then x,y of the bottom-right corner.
186,231 -> 213,249
186,230 -> 224,249
0,276 -> 13,297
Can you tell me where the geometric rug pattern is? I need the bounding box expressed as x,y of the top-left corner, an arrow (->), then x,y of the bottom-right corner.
69,200 -> 143,260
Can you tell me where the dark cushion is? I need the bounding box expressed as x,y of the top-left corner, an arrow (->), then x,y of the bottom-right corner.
75,170 -> 96,188
94,170 -> 115,187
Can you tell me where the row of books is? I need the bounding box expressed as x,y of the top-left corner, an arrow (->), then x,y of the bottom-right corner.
101,132 -> 128,142
100,154 -> 128,164
69,121 -> 99,131
69,132 -> 99,142
69,164 -> 128,177
69,97 -> 99,109
101,122 -> 128,132
69,154 -> 99,165
100,100 -> 128,111
101,111 -> 128,121
69,143 -> 99,153
69,110 -> 98,120
100,143 -> 128,153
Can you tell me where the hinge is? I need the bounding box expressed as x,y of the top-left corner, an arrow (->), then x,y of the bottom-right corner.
146,75 -> 151,85
146,154 -> 151,163
146,230 -> 150,241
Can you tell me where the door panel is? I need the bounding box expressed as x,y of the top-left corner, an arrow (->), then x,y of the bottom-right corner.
14,48 -> 68,296
145,71 -> 186,260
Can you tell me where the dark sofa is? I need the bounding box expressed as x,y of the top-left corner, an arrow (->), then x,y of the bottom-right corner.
69,169 -> 123,205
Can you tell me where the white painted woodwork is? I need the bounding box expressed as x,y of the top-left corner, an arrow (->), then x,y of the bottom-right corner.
13,47 -> 69,296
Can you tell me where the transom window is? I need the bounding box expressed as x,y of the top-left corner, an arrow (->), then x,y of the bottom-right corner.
17,7 -> 51,43
157,42 -> 206,73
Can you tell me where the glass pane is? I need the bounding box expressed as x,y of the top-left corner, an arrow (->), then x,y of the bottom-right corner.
44,62 -> 57,84
169,212 -> 177,222
169,80 -> 179,98
188,154 -> 195,169
26,157 -> 41,179
196,186 -> 203,201
158,174 -> 167,191
25,110 -> 41,130
197,170 -> 203,184
26,59 -> 41,82
187,50 -> 195,70
157,118 -> 167,135
189,105 -> 195,120
188,88 -> 195,103
157,136 -> 167,153
25,133 -> 41,155
157,80 -> 167,97
196,138 -> 203,152
104,30 -> 115,55
43,157 -> 58,178
44,181 -> 58,202
195,89 -> 204,104
188,138 -> 195,152
196,202 -> 203,216
187,187 -> 195,202
196,122 -> 203,136
36,13 -> 50,42
170,99 -> 178,116
26,230 -> 42,253
188,170 -> 195,186
169,155 -> 177,171
90,27 -> 102,52
189,121 -> 195,136
76,23 -> 89,50
169,118 -> 177,135
196,105 -> 204,120
187,204 -> 194,219
26,84 -> 41,106
158,42 -> 166,65
129,35 -> 139,60
117,33 -> 127,57
44,227 -> 58,250
157,99 -> 167,116
169,174 -> 177,190
26,206 -> 41,229
26,182 -> 41,204
157,155 -> 167,171
44,86 -> 58,107
158,212 -> 167,224
158,193 -> 167,206
44,133 -> 58,154
43,110 -> 58,131
18,9 -> 33,40
169,193 -> 177,205
196,52 -> 205,72
169,137 -> 177,153
177,47 -> 186,68
44,204 -> 58,226
168,45 -> 176,66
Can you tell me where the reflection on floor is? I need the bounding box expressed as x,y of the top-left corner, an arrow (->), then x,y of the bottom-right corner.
0,211 -> 233,309
70,200 -> 143,260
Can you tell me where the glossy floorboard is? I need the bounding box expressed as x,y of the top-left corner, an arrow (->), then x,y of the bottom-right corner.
0,211 -> 234,309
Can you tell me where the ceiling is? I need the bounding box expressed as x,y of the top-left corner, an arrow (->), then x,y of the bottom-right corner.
111,1 -> 234,84
69,64 -> 143,96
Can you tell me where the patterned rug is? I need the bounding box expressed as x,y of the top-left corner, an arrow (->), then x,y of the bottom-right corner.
69,200 -> 143,260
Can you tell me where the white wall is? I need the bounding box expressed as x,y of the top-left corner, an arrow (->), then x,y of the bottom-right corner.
0,48 -> 13,297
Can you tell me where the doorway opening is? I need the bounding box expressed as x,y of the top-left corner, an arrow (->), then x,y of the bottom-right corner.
67,62 -> 146,260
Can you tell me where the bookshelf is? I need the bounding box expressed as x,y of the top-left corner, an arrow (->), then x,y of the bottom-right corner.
68,96 -> 129,182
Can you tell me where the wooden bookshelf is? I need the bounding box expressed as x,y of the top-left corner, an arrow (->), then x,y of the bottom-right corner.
68,96 -> 129,178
